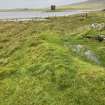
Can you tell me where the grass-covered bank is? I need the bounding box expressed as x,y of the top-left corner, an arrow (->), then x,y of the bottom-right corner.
0,11 -> 105,105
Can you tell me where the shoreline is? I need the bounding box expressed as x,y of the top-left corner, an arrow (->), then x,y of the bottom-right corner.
0,9 -> 101,22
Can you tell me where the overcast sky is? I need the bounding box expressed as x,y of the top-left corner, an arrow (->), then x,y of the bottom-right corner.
0,0 -> 87,9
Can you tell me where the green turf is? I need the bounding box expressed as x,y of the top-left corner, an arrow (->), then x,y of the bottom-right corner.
0,11 -> 105,105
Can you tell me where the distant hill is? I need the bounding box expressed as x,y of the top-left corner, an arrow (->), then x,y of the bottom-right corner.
57,0 -> 105,11
87,0 -> 105,2
59,0 -> 105,10
81,0 -> 105,9
88,0 -> 105,2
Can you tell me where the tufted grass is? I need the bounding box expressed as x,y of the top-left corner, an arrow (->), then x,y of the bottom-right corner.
0,11 -> 105,105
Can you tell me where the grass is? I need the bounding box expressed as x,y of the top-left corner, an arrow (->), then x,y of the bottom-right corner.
0,11 -> 105,105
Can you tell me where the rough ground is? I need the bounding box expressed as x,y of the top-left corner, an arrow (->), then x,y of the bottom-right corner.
0,11 -> 105,105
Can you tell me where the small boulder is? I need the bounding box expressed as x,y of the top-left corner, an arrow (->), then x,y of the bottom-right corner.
102,9 -> 105,12
95,35 -> 104,42
83,35 -> 105,42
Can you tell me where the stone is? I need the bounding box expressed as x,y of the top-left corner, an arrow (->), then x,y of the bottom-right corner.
71,44 -> 100,64
83,35 -> 105,42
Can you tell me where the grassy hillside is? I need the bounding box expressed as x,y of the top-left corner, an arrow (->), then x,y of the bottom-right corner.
59,0 -> 105,10
0,11 -> 105,105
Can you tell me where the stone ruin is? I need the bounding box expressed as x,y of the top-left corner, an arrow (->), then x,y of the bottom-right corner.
51,5 -> 56,11
80,13 -> 88,20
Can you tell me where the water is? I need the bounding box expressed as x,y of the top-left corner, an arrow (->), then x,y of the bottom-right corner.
0,10 -> 86,20
0,9 -> 99,21
0,0 -> 88,21
0,0 -> 87,9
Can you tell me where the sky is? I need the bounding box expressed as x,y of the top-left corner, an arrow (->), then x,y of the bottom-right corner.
0,0 -> 87,9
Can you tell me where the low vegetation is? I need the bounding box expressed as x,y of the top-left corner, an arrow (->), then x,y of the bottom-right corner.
0,11 -> 105,105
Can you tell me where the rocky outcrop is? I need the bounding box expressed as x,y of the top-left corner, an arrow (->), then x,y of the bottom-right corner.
71,44 -> 100,64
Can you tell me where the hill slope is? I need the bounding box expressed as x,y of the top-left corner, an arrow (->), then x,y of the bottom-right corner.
75,0 -> 105,9
59,0 -> 105,10
87,0 -> 105,3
